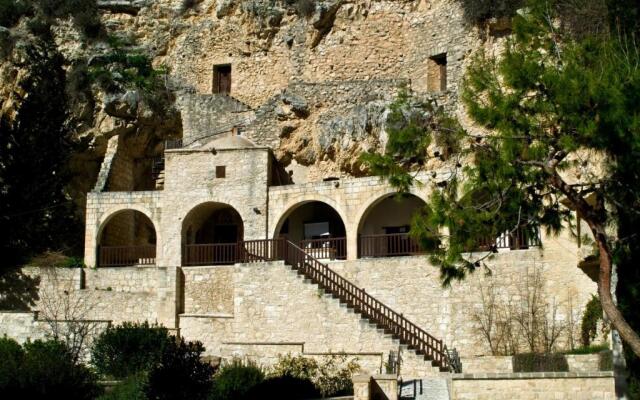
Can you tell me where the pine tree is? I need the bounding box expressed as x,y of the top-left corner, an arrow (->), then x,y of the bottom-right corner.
363,0 -> 640,359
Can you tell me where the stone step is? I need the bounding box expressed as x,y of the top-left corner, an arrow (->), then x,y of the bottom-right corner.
399,378 -> 450,400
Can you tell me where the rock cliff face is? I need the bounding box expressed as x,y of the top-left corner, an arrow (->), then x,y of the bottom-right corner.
1,0 -> 488,197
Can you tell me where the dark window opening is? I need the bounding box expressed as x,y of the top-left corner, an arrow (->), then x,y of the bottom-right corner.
213,64 -> 232,94
427,53 -> 447,92
216,166 -> 226,178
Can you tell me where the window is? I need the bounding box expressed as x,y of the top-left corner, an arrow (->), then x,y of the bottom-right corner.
427,53 -> 447,92
213,64 -> 232,94
216,166 -> 226,178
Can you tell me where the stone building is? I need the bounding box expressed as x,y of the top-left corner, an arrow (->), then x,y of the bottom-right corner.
1,0 -> 613,397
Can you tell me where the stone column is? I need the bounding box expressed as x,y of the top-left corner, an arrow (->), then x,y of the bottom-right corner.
347,226 -> 359,261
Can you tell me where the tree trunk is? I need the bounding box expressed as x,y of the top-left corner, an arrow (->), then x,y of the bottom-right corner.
546,169 -> 640,356
592,226 -> 640,356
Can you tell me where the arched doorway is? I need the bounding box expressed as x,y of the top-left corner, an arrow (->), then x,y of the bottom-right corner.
98,210 -> 157,267
357,193 -> 433,258
275,201 -> 347,260
182,202 -> 244,266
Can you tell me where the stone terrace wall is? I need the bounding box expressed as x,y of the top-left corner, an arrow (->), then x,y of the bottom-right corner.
8,266 -> 180,329
330,233 -> 597,357
451,372 -> 615,400
178,261 -> 442,377
462,355 -> 604,374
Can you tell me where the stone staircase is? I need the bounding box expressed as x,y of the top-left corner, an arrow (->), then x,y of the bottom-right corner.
281,240 -> 456,373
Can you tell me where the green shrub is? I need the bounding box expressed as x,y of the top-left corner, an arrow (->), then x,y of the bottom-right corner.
91,321 -> 171,379
244,375 -> 320,400
581,295 -> 603,346
0,338 -> 101,400
0,337 -> 24,395
210,359 -> 265,400
599,350 -> 613,371
512,353 -> 569,373
97,373 -> 147,400
564,343 -> 609,355
0,0 -> 31,27
269,353 -> 360,397
145,337 -> 214,400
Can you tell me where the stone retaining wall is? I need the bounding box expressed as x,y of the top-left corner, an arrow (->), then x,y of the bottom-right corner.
178,261 -> 441,377
451,372 -> 615,400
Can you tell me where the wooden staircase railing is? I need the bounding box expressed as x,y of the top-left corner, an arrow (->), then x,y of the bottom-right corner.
282,239 -> 452,371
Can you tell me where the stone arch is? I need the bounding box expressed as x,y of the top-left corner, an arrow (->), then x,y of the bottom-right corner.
181,202 -> 245,266
356,191 -> 432,258
96,207 -> 158,267
272,194 -> 348,238
273,198 -> 348,260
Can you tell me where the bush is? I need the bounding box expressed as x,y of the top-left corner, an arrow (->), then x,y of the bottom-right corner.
513,353 -> 569,373
210,359 -> 265,400
0,0 -> 30,27
0,336 -> 24,395
599,350 -> 613,371
581,295 -> 603,346
564,343 -> 609,355
145,337 -> 214,400
91,321 -> 171,379
244,375 -> 320,400
0,337 -> 101,400
97,373 -> 147,400
269,353 -> 360,397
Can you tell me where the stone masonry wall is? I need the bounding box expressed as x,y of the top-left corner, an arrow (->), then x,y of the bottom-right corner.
161,148 -> 270,265
0,266 -> 179,355
182,266 -> 234,315
179,261 -> 442,377
6,266 -> 180,329
176,91 -> 254,145
164,0 -> 476,108
330,235 -> 596,357
451,373 -> 615,400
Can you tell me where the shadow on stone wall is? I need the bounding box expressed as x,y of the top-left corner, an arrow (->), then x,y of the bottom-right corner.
0,268 -> 40,311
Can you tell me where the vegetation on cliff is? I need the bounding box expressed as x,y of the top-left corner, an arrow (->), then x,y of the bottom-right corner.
0,0 -> 176,273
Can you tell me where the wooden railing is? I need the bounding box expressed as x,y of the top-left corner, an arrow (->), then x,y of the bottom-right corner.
358,233 -> 423,258
283,240 -> 451,371
475,225 -> 542,251
299,237 -> 346,260
183,239 -> 286,266
98,245 -> 156,267
183,243 -> 238,266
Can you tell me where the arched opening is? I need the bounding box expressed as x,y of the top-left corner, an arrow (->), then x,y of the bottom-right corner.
357,193 -> 431,258
182,202 -> 244,266
275,201 -> 347,260
98,210 -> 157,267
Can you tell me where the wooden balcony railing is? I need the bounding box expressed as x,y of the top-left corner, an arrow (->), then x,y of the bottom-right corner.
98,245 -> 156,267
475,225 -> 542,252
358,233 -> 424,258
299,237 -> 346,260
183,239 -> 286,266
